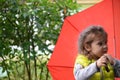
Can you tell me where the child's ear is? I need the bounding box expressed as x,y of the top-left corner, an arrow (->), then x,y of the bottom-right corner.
84,43 -> 91,52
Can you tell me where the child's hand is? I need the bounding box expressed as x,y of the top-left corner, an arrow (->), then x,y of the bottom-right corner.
104,54 -> 115,65
96,55 -> 108,68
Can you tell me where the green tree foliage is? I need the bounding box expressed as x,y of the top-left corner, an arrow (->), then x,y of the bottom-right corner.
0,0 -> 81,80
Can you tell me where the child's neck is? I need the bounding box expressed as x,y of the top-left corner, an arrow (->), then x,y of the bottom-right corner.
87,54 -> 99,60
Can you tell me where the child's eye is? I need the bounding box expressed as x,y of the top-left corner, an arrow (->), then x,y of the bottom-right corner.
105,41 -> 107,44
98,42 -> 103,46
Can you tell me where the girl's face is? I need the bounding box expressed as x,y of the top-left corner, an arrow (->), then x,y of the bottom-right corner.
90,34 -> 108,59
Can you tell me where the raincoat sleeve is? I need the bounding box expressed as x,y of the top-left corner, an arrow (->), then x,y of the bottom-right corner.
114,59 -> 120,77
74,62 -> 98,80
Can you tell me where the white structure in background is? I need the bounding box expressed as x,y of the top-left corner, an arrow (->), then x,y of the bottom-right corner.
0,67 -> 7,78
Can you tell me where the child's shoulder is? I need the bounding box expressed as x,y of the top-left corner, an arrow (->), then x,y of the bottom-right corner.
75,54 -> 91,67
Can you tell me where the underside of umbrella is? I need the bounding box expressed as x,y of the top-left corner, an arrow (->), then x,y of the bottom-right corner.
47,0 -> 120,80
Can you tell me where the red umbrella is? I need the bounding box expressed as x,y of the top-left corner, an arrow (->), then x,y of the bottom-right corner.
47,0 -> 120,80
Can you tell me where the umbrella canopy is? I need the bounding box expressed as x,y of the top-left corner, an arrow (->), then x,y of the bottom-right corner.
47,0 -> 120,80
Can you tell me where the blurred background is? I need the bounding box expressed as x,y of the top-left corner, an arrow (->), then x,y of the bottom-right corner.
0,0 -> 102,80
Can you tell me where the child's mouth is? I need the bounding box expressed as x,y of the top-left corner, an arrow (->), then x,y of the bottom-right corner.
103,50 -> 107,53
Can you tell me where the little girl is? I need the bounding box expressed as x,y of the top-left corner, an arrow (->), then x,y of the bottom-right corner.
74,26 -> 120,80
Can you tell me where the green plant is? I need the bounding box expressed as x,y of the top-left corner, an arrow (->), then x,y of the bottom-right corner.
0,0 -> 81,80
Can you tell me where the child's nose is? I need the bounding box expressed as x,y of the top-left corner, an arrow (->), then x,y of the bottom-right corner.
103,44 -> 108,49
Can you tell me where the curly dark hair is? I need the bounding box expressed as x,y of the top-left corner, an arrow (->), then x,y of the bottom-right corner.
78,25 -> 108,57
